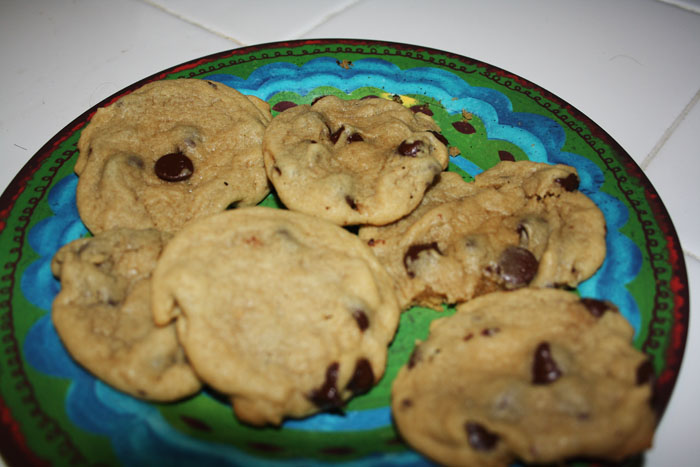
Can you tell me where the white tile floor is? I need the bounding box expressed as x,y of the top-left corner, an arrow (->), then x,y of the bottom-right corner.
1,0 -> 699,465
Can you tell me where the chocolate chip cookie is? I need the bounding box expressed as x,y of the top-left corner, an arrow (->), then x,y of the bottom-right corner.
262,95 -> 449,226
51,228 -> 202,401
359,161 -> 606,310
75,79 -> 272,233
392,288 -> 656,466
150,207 -> 400,425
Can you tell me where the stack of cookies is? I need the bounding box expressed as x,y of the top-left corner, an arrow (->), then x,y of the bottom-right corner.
51,78 -> 657,466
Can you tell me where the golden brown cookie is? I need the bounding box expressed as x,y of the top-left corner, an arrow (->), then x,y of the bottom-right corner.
75,79 -> 272,233
392,288 -> 656,466
359,161 -> 606,310
51,228 -> 202,401
150,207 -> 400,425
262,95 -> 449,226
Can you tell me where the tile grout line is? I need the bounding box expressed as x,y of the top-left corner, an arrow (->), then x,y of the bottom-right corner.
139,0 -> 246,46
641,87 -> 700,170
296,0 -> 364,38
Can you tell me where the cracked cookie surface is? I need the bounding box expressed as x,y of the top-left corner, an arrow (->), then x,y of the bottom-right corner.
359,161 -> 606,310
151,207 -> 400,425
391,288 -> 656,466
75,79 -> 272,233
262,95 -> 449,226
51,228 -> 202,401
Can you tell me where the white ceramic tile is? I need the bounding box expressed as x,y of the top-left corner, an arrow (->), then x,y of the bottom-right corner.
646,254 -> 700,466
305,0 -> 700,167
644,91 -> 700,258
0,0 -> 234,195
145,0 -> 359,45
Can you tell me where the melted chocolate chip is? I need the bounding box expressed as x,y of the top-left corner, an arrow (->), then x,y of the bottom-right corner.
154,152 -> 194,182
309,363 -> 343,409
352,309 -> 369,331
345,196 -> 358,211
636,359 -> 655,386
428,130 -> 448,146
555,173 -> 580,192
452,121 -> 476,135
397,140 -> 424,157
481,327 -> 499,337
272,101 -> 297,112
346,358 -> 374,395
532,342 -> 562,384
580,298 -> 616,318
403,242 -> 441,278
498,150 -> 515,161
498,246 -> 538,288
347,133 -> 364,143
330,126 -> 345,144
465,422 -> 499,451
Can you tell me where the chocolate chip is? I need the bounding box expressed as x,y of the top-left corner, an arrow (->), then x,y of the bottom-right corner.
465,422 -> 499,451
498,150 -> 515,161
555,173 -> 580,192
497,246 -> 538,288
463,333 -> 474,341
309,362 -> 342,409
401,398 -> 413,408
580,298 -> 616,318
452,121 -> 476,135
352,309 -> 369,331
154,152 -> 194,182
636,359 -> 655,386
481,327 -> 499,337
428,130 -> 448,146
532,342 -> 562,384
345,196 -> 358,211
330,126 -> 345,144
397,140 -> 424,157
403,242 -> 441,278
346,358 -> 374,395
347,133 -> 364,143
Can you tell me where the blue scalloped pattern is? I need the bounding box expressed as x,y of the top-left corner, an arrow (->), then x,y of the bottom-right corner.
21,57 -> 640,466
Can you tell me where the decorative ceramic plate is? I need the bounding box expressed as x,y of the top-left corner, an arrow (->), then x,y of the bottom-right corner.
0,39 -> 689,466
